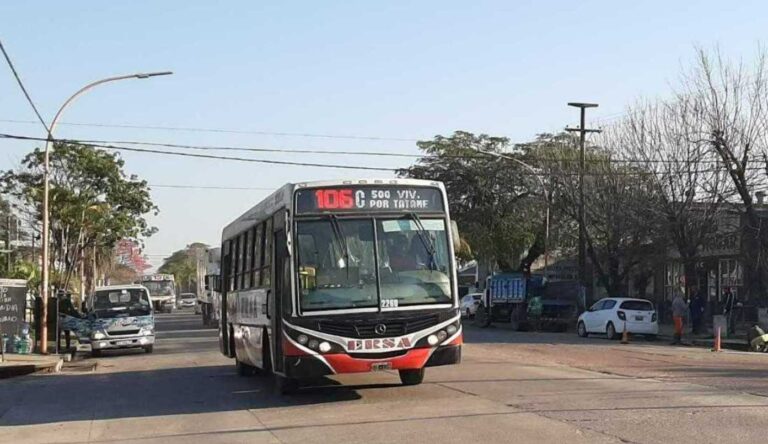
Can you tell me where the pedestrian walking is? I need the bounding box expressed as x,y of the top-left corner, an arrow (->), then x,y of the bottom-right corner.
527,295 -> 543,332
723,287 -> 739,335
671,292 -> 688,345
689,287 -> 705,335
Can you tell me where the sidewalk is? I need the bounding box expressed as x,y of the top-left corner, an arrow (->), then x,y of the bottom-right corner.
657,323 -> 749,351
0,354 -> 63,379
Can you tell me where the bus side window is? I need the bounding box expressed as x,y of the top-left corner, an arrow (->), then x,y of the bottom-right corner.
252,224 -> 263,287
262,218 -> 273,287
238,232 -> 246,290
224,240 -> 234,292
243,229 -> 252,289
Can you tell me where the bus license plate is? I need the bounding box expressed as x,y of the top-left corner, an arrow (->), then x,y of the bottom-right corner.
635,316 -> 644,321
371,362 -> 392,371
116,340 -> 133,346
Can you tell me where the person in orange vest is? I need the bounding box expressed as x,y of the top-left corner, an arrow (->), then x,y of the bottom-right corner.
671,293 -> 689,345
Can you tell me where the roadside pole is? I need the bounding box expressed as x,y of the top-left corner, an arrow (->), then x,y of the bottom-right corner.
37,71 -> 172,353
565,103 -> 600,300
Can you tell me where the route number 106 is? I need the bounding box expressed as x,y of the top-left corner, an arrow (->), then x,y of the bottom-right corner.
315,189 -> 355,209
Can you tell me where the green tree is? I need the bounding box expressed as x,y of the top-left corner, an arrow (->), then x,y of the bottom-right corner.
399,131 -> 543,276
1,143 -> 158,293
536,132 -> 664,297
159,243 -> 208,293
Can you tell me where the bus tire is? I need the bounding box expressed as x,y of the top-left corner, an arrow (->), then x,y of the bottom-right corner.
228,324 -> 236,358
144,345 -> 154,354
236,359 -> 256,377
474,304 -> 491,328
261,331 -> 273,376
399,368 -> 425,385
274,374 -> 299,395
91,349 -> 102,358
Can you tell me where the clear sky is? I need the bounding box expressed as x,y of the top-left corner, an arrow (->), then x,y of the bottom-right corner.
1,1 -> 766,268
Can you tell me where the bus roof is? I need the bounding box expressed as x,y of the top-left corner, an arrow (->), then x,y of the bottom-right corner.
222,179 -> 445,241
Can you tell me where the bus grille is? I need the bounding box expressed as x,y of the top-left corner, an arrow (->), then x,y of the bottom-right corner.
108,329 -> 140,337
317,314 -> 438,339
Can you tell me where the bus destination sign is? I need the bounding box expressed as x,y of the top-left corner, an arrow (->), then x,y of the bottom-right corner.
295,186 -> 444,214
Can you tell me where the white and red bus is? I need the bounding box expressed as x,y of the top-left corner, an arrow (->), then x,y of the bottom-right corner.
218,179 -> 462,393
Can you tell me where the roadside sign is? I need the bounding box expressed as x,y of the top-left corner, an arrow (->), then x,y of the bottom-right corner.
0,279 -> 27,337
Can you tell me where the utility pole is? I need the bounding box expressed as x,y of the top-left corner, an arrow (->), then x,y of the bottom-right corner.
38,71 -> 172,354
474,149 -> 551,280
5,215 -> 11,274
565,102 -> 600,297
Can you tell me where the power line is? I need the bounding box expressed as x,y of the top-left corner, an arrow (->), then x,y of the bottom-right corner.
0,131 -> 749,166
2,132 -> 766,176
55,137 -> 425,158
0,117 -> 420,142
0,133 -> 398,172
148,184 -> 275,190
0,41 -> 50,134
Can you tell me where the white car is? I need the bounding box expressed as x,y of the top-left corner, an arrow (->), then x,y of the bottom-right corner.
460,293 -> 483,318
177,293 -> 197,309
577,297 -> 658,340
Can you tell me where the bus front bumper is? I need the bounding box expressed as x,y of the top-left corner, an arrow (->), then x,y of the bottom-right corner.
284,344 -> 461,379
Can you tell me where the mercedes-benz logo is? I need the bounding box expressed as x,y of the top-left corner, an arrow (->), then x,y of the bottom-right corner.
374,324 -> 387,335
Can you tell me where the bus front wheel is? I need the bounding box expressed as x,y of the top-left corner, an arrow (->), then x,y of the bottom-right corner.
275,374 -> 299,395
236,360 -> 256,377
399,368 -> 425,386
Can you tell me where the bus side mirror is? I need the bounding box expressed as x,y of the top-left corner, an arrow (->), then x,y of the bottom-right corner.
204,275 -> 210,291
450,220 -> 461,252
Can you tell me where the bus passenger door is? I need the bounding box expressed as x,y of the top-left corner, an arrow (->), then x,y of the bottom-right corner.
271,227 -> 288,374
219,249 -> 232,357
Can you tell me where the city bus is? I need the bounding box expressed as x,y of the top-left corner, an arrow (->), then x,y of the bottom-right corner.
199,247 -> 221,327
140,274 -> 176,313
217,179 -> 462,393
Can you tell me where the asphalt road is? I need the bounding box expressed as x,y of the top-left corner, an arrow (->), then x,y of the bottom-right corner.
3,312 -> 768,443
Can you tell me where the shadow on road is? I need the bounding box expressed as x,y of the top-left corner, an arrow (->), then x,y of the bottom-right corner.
0,364 -> 373,426
463,324 -> 658,346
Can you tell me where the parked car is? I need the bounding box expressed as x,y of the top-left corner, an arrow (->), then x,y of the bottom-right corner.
460,293 -> 483,318
177,293 -> 197,309
577,297 -> 658,340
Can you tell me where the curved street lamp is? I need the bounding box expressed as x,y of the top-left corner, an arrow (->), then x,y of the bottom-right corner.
475,149 -> 551,280
39,71 -> 173,354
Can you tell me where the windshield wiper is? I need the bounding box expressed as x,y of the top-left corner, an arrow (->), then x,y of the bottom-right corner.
408,213 -> 437,270
328,215 -> 350,269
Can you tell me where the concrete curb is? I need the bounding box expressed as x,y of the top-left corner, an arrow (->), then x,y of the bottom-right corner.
0,356 -> 64,379
656,334 -> 749,351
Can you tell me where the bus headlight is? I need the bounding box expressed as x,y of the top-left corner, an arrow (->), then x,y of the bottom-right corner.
437,330 -> 448,342
140,327 -> 154,336
92,330 -> 106,340
427,335 -> 439,346
297,334 -> 309,345
318,341 -> 331,353
446,324 -> 458,335
308,339 -> 319,350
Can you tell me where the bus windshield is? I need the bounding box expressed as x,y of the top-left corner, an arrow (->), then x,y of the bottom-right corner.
296,217 -> 452,312
92,288 -> 152,318
142,281 -> 175,297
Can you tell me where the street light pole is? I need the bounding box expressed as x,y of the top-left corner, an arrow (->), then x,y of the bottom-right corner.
39,71 -> 172,354
476,149 -> 551,280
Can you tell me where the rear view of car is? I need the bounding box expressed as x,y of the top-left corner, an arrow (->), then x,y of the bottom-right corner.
617,299 -> 658,337
577,297 -> 658,340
